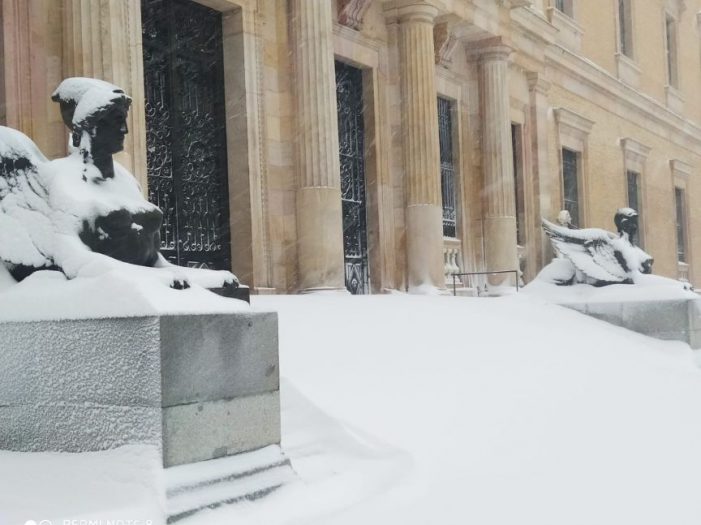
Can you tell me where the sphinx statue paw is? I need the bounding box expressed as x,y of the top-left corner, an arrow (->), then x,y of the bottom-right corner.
170,277 -> 191,290
223,274 -> 240,289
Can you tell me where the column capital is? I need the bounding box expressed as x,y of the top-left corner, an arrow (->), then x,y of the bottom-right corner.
466,37 -> 512,63
384,1 -> 440,24
526,72 -> 551,95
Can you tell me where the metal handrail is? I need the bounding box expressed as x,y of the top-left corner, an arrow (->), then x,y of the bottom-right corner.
451,270 -> 519,296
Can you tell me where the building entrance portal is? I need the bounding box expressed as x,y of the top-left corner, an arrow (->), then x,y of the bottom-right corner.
141,0 -> 231,270
335,61 -> 369,295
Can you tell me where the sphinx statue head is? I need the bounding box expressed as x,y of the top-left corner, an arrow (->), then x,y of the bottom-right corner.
614,207 -> 639,240
51,78 -> 132,174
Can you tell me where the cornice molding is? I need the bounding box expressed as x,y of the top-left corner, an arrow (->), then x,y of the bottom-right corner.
620,137 -> 651,165
554,107 -> 594,135
544,44 -> 701,151
526,71 -> 551,95
671,159 -> 693,178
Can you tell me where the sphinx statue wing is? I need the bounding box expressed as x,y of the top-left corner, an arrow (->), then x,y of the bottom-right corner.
542,218 -> 630,284
0,126 -> 54,268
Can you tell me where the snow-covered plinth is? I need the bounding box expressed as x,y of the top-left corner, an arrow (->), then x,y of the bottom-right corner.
522,273 -> 701,348
0,310 -> 280,467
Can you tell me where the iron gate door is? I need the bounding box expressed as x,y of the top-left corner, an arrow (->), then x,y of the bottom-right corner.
335,61 -> 369,295
142,0 -> 231,270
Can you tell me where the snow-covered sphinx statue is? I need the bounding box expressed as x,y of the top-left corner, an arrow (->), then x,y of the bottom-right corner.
540,208 -> 653,286
0,77 -> 236,290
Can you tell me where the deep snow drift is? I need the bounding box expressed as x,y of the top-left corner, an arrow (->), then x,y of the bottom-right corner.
3,293 -> 701,525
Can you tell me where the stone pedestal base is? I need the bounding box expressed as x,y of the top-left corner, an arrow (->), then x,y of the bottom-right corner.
0,312 -> 280,467
564,298 -> 701,349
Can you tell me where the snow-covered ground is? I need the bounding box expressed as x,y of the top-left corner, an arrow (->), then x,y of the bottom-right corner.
4,293 -> 701,525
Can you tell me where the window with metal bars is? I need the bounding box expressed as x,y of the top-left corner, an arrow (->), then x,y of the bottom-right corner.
561,148 -> 580,227
675,187 -> 686,263
626,170 -> 643,247
438,97 -> 456,238
618,0 -> 633,58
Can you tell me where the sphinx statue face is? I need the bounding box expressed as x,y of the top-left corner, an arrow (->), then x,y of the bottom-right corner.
89,104 -> 129,155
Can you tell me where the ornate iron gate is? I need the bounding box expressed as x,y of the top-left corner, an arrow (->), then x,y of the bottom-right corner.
335,61 -> 369,294
141,0 -> 231,270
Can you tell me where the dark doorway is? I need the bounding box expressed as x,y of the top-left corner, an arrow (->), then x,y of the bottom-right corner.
335,61 -> 369,295
141,0 -> 231,270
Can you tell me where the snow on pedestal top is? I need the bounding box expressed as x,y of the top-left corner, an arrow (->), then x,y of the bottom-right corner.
0,266 -> 247,322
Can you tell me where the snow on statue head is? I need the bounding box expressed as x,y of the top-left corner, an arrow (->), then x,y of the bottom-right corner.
52,77 -> 132,156
0,77 -> 237,295
537,208 -> 655,287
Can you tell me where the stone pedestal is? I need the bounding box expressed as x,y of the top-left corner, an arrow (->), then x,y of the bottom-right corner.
0,312 -> 280,467
563,298 -> 701,349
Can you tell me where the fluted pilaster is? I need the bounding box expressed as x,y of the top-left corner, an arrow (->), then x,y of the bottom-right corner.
398,4 -> 441,207
291,0 -> 345,291
475,43 -> 519,279
527,72 -> 553,275
292,0 -> 341,189
62,0 -> 147,187
480,45 -> 515,218
395,3 -> 445,291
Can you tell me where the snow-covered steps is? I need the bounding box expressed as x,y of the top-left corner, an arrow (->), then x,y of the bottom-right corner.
165,445 -> 296,523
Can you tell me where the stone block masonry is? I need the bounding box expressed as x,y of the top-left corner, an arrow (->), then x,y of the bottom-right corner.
0,312 -> 280,467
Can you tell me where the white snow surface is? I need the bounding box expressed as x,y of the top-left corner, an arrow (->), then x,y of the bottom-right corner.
0,269 -> 247,322
4,294 -> 701,525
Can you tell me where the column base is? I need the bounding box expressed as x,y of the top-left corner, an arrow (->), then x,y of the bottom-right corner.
406,204 -> 445,292
483,215 -> 518,285
296,186 -> 346,292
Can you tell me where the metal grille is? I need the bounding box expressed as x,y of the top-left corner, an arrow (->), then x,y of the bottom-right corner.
512,124 -> 525,246
562,148 -> 580,227
142,0 -> 231,270
626,170 -> 642,246
675,187 -> 686,262
336,61 -> 369,295
438,97 -> 456,238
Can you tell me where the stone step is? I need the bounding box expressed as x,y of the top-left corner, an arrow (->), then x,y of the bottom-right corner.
165,445 -> 296,523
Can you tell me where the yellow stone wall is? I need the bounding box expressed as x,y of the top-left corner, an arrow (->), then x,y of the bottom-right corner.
2,0 -> 701,290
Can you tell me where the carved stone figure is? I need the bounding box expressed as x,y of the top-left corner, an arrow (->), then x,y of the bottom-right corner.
541,208 -> 653,286
0,77 -> 236,290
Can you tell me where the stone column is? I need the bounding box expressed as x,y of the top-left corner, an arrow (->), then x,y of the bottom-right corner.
527,72 -> 552,274
396,3 -> 445,291
477,43 -> 518,282
61,0 -> 147,188
290,0 -> 346,292
2,0 -> 64,158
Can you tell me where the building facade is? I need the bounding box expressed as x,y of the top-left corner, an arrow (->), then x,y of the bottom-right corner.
1,0 -> 700,293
